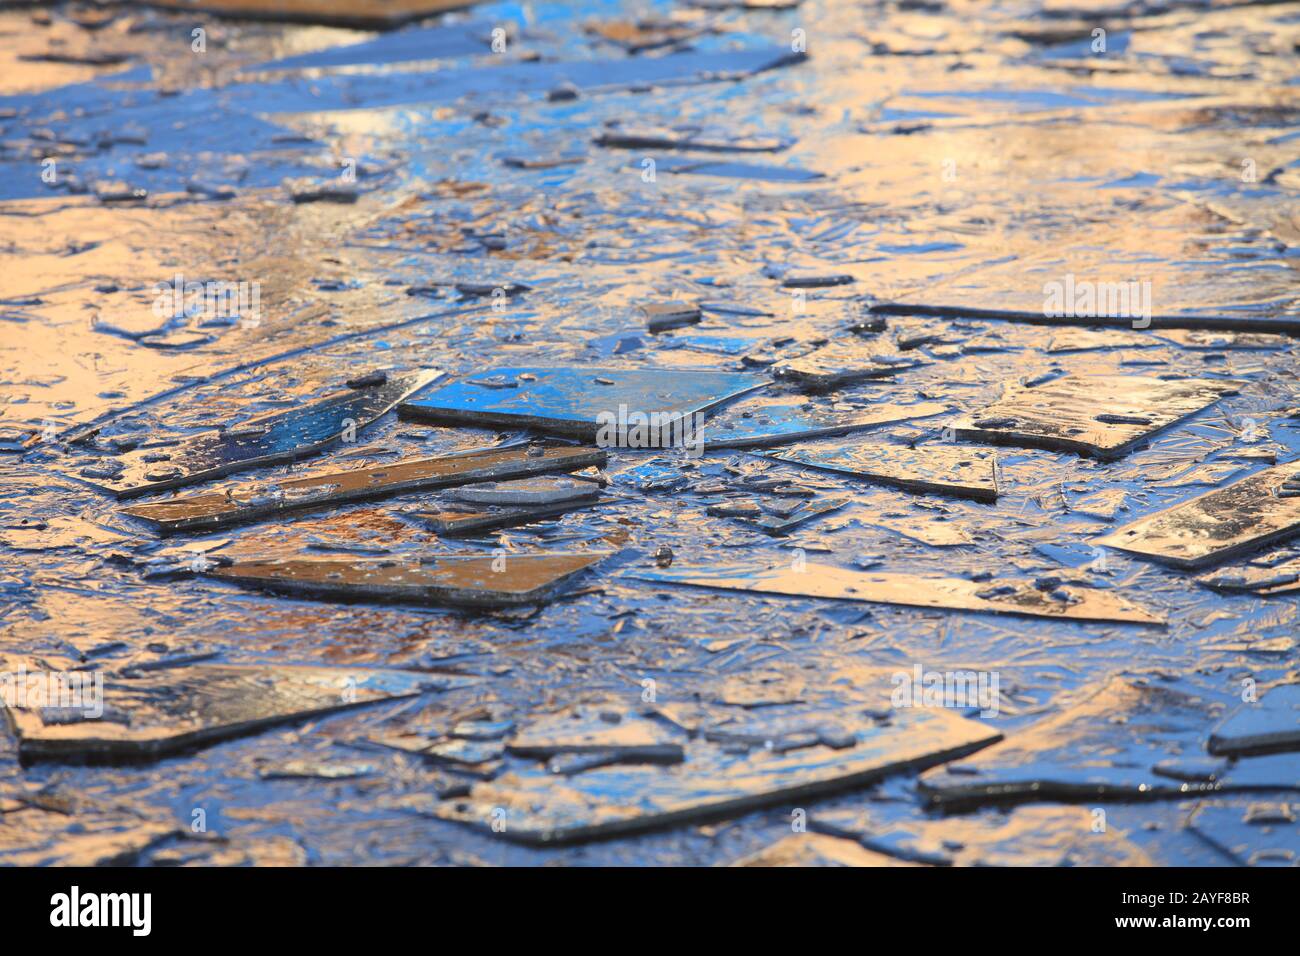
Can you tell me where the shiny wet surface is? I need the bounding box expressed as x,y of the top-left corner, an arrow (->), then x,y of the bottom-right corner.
1,0 -> 1299,865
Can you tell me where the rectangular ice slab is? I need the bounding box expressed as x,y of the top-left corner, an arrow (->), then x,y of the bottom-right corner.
632,563 -> 1163,625
121,444 -> 604,534
80,370 -> 441,499
704,400 -> 948,450
1099,462 -> 1300,569
767,442 -> 999,502
950,375 -> 1240,460
211,552 -> 608,608
399,366 -> 767,440
918,677 -> 1282,810
1,662 -> 445,761
432,706 -> 997,844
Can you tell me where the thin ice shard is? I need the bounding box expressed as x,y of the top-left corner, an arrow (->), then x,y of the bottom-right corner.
410,492 -> 610,537
594,127 -> 793,153
812,804 -> 1152,866
652,156 -> 824,183
1045,328 -> 1157,353
1099,462 -> 1300,569
641,302 -> 701,333
432,706 -> 997,844
918,678 -> 1261,811
1,662 -> 447,761
149,0 -> 486,29
730,834 -> 918,867
448,475 -> 598,506
1198,555 -> 1300,595
950,375 -> 1240,460
703,400 -> 948,450
774,342 -> 924,391
767,442 -> 999,502
1209,684 -> 1300,757
78,370 -> 442,499
869,301 -> 1300,335
507,702 -> 685,760
210,552 -> 609,608
1186,802 -> 1300,867
399,366 -> 767,439
584,18 -> 706,52
631,563 -> 1164,625
868,513 -> 971,547
742,496 -> 848,536
121,444 -> 604,534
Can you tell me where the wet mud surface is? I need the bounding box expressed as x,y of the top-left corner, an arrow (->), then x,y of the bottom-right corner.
1,0 -> 1299,865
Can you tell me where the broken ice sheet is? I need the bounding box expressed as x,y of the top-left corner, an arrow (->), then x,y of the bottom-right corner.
507,701 -> 685,763
1065,487 -> 1130,522
950,375 -> 1241,460
258,759 -> 377,780
1,661 -> 447,761
866,512 -> 973,547
774,341 -> 924,392
78,370 -> 441,499
448,476 -> 601,507
1152,461 -> 1246,489
649,156 -> 824,183
735,495 -> 849,536
1045,328 -> 1159,353
594,125 -> 793,153
121,444 -> 605,534
1099,462 -> 1300,569
584,18 -> 707,53
1186,801 -> 1300,867
813,804 -> 1152,866
1209,684 -> 1300,757
767,441 -> 999,502
686,0 -> 801,8
918,677 -> 1259,811
213,46 -> 806,117
148,0 -> 483,28
729,833 -> 917,867
0,791 -> 179,866
210,552 -> 610,608
1198,552 -> 1300,595
703,399 -> 948,450
631,563 -> 1163,625
641,302 -> 701,333
398,366 -> 766,439
408,492 -> 611,538
367,734 -> 505,777
432,706 -> 996,844
243,20 -> 494,72
1157,329 -> 1290,351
